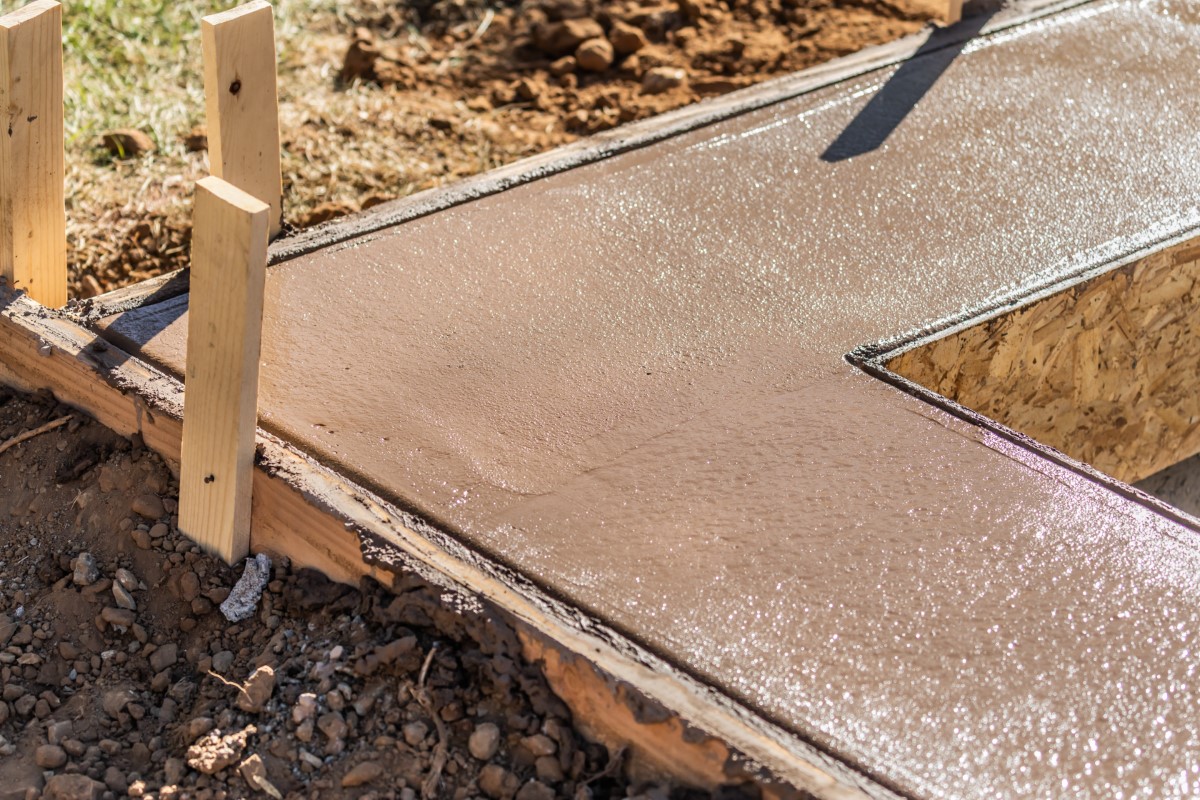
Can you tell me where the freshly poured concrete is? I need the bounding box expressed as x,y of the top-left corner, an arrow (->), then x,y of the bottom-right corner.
100,2 -> 1200,797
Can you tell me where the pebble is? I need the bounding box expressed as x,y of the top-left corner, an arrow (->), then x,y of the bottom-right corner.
131,529 -> 152,550
71,553 -> 99,586
42,774 -> 104,800
100,606 -> 135,629
535,756 -> 564,783
236,665 -> 276,713
516,781 -> 556,800
521,733 -> 557,757
149,522 -> 169,539
163,757 -> 186,784
534,18 -> 603,56
112,582 -> 137,611
115,568 -> 139,591
341,761 -> 384,788
318,710 -> 347,742
642,66 -> 687,95
469,722 -> 501,761
608,20 -> 647,54
130,493 -> 165,520
178,570 -> 201,602
186,725 -> 256,774
212,650 -> 235,673
479,765 -> 520,800
402,720 -> 429,747
34,743 -> 68,768
575,37 -> 614,72
103,766 -> 128,794
149,642 -> 178,673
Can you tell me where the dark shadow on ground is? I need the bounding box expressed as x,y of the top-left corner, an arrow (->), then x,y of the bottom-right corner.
821,11 -> 996,162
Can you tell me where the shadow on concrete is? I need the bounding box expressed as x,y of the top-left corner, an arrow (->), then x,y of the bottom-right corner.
821,11 -> 995,163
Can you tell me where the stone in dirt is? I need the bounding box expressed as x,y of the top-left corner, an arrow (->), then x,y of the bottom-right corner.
239,754 -> 282,798
575,38 -> 614,72
149,642 -> 178,673
515,781 -> 555,800
341,761 -> 383,787
42,774 -> 104,800
236,665 -> 276,713
534,18 -> 603,56
469,722 -> 501,760
220,553 -> 271,622
130,493 -> 165,519
609,21 -> 647,54
478,765 -> 520,799
186,725 -> 257,774
115,567 -> 139,591
112,581 -> 136,610
34,743 -> 68,768
71,552 -> 99,586
101,687 -> 136,718
642,67 -> 687,95
100,606 -> 135,628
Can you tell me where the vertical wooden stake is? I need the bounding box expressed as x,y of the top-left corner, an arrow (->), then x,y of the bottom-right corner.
202,0 -> 283,238
944,0 -> 964,25
178,176 -> 270,564
0,0 -> 66,308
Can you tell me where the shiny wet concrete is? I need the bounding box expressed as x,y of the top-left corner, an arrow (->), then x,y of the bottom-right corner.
99,2 -> 1200,797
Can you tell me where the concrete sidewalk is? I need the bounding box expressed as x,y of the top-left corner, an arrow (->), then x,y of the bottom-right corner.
99,2 -> 1200,796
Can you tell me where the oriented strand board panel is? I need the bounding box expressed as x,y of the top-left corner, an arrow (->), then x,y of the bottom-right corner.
0,0 -> 65,308
889,242 -> 1200,485
98,2 -> 1200,798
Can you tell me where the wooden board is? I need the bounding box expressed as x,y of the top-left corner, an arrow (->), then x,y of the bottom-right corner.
201,0 -> 283,238
0,0 -> 65,308
0,292 -> 883,800
178,177 -> 269,563
889,235 -> 1200,485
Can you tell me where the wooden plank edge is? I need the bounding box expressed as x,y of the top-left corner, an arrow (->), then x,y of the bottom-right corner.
0,291 -> 898,800
73,0 -> 1089,322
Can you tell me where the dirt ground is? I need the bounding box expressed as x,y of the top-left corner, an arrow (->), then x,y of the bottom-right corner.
63,0 -> 934,299
0,386 -> 704,800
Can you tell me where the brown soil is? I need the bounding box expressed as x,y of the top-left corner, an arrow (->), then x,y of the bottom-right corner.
68,0 -> 932,300
0,387 -> 717,800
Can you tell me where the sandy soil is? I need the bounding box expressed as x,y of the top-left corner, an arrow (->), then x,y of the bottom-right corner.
66,0 -> 933,299
0,387 -> 672,800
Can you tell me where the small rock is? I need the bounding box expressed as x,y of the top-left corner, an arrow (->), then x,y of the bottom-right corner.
101,688 -> 136,718
535,756 -> 564,784
375,636 -> 417,665
239,754 -> 280,796
43,774 -> 104,800
35,743 -> 68,769
341,761 -> 384,788
575,37 -> 614,72
149,643 -> 178,673
402,720 -> 428,747
236,665 -> 276,713
130,493 -> 165,520
550,55 -> 577,77
609,21 -> 647,54
100,607 -> 135,629
71,553 -> 99,586
186,725 -> 256,774
115,568 -> 139,591
479,765 -> 520,800
112,582 -> 136,611
149,522 -> 169,538
103,767 -> 128,795
469,722 -> 501,761
101,129 -> 155,159
178,571 -> 201,602
318,711 -> 347,742
212,650 -> 235,673
293,692 -> 318,724
163,757 -> 186,784
521,734 -> 557,757
534,18 -> 603,56
642,66 -> 687,94
184,716 -> 215,741
131,529 -> 152,550
516,781 -> 556,800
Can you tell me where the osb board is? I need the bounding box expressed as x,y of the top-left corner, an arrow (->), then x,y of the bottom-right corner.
888,238 -> 1200,485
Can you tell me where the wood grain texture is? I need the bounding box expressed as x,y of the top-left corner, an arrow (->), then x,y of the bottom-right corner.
178,177 -> 269,563
0,0 -> 65,308
201,0 -> 282,238
889,237 -> 1200,485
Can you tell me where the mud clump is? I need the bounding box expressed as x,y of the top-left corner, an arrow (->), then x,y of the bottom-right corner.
0,388 -> 692,799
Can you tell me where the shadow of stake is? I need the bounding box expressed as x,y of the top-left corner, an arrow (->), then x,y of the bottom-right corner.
821,11 -> 995,163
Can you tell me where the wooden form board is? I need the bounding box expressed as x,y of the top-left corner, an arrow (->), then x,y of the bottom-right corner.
0,293 -> 880,800
888,235 -> 1200,486
201,0 -> 283,238
178,177 -> 269,563
0,0 -> 65,308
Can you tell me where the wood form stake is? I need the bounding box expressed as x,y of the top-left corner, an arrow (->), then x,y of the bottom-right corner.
944,0 -> 964,25
178,176 -> 269,564
0,0 -> 66,308
201,0 -> 283,238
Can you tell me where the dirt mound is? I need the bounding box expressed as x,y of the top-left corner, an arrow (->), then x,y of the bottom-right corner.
0,387 -> 719,799
339,0 -> 931,136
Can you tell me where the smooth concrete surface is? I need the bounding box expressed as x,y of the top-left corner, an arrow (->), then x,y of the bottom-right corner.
100,2 -> 1200,797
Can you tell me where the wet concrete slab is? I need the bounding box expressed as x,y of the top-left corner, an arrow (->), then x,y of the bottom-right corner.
99,2 -> 1200,797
